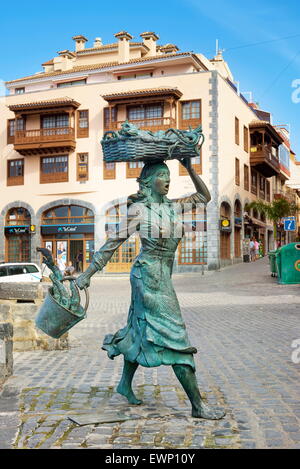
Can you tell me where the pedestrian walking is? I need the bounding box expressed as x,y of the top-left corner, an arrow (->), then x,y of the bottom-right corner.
254,239 -> 259,260
76,251 -> 83,272
250,237 -> 256,262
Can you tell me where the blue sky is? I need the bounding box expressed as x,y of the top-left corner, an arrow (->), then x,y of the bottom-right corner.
1,0 -> 300,155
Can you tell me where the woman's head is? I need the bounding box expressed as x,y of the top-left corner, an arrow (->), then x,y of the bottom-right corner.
134,162 -> 170,202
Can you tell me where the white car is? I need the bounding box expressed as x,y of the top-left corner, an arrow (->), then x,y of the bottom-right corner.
0,263 -> 42,283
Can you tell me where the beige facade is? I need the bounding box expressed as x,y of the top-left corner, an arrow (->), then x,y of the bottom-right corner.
1,31 -> 299,272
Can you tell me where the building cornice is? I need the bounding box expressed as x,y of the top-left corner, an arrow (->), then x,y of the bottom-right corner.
6,53 -> 206,87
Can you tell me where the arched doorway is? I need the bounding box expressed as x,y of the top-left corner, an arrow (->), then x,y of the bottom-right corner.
220,202 -> 231,260
234,200 -> 242,258
105,204 -> 139,273
40,204 -> 94,272
5,207 -> 31,262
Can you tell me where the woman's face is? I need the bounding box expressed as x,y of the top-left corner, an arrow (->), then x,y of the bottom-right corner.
152,167 -> 170,196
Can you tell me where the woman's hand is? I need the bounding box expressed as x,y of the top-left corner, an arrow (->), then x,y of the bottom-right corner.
76,273 -> 91,290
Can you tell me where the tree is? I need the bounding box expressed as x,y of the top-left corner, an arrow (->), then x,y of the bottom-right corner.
248,198 -> 298,248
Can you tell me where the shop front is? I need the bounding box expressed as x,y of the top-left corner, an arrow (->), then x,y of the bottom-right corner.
41,205 -> 94,272
5,208 -> 32,262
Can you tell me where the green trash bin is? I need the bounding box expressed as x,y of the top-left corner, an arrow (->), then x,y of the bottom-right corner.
268,250 -> 278,277
275,243 -> 300,285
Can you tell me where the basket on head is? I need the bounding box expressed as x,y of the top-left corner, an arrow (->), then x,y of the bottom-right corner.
101,121 -> 204,163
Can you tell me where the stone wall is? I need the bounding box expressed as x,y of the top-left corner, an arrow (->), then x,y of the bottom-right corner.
0,283 -> 68,352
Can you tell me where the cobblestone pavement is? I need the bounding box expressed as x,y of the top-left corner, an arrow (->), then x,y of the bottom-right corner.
1,258 -> 300,449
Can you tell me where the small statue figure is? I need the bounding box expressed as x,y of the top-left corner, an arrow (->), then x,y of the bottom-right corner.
76,158 -> 226,420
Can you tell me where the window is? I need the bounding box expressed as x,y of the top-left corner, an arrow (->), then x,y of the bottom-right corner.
8,266 -> 25,276
103,161 -> 116,180
180,100 -> 201,129
0,267 -> 7,277
179,154 -> 202,176
126,161 -> 144,178
266,180 -> 271,201
6,207 -> 30,226
15,87 -> 25,94
7,118 -> 25,144
77,110 -> 89,138
244,126 -> 249,152
40,155 -> 68,183
259,175 -> 265,199
57,79 -> 86,88
104,107 -> 117,130
244,164 -> 249,191
7,159 -> 24,186
77,153 -> 88,181
117,72 -> 153,80
235,158 -> 240,186
42,114 -> 69,129
251,170 -> 257,195
127,104 -> 163,127
24,265 -> 39,274
235,117 -> 239,145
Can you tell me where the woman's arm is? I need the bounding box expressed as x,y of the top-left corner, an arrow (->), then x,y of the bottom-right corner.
180,157 -> 211,203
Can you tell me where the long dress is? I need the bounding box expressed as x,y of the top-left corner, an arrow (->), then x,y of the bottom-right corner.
91,192 -> 206,371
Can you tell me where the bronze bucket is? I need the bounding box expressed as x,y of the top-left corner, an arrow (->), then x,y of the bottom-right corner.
35,277 -> 89,339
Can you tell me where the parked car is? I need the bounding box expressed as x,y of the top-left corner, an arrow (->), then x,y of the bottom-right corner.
0,263 -> 42,283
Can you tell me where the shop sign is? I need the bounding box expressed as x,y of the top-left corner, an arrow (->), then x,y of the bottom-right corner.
234,217 -> 242,227
220,218 -> 231,232
5,226 -> 30,235
41,224 -> 94,235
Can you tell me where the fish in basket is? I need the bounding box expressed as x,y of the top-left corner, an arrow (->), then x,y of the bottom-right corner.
101,121 -> 204,163
35,248 -> 89,339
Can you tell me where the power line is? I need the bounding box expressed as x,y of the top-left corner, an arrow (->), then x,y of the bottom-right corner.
225,33 -> 300,52
260,48 -> 300,98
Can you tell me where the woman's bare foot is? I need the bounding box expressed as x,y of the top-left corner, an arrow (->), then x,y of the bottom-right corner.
192,402 -> 226,420
116,382 -> 142,405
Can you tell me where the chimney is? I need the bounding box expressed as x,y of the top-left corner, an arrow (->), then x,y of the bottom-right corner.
72,35 -> 88,52
94,37 -> 102,48
56,50 -> 75,70
140,32 -> 159,56
159,43 -> 179,54
114,31 -> 133,62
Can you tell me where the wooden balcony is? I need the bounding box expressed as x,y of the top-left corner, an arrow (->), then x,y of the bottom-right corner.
273,191 -> 297,204
14,127 -> 76,156
250,144 -> 280,177
104,117 -> 176,133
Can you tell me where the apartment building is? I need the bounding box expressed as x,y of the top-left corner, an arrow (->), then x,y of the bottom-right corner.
1,31 -> 298,272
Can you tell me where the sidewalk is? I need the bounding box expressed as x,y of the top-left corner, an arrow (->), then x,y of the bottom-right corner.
1,258 -> 300,449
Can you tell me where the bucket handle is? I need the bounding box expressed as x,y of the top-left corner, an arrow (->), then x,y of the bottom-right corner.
62,276 -> 89,313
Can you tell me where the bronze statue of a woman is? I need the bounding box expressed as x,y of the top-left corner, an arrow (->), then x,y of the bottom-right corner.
76,157 -> 225,420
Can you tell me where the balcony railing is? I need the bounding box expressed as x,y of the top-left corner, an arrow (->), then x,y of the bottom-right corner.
15,127 -> 75,144
104,117 -> 176,132
250,144 -> 280,177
